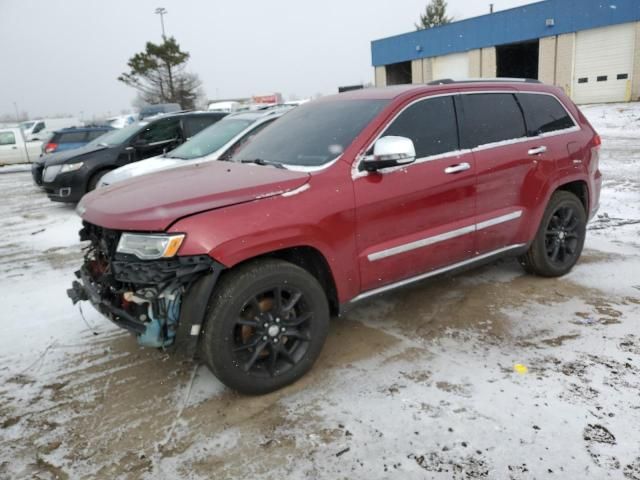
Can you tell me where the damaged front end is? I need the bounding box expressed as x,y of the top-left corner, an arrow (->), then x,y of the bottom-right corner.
68,222 -> 222,352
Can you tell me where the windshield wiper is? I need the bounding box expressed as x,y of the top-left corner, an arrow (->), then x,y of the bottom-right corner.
240,158 -> 286,169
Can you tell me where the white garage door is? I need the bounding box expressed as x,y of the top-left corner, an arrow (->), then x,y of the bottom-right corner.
433,52 -> 470,80
573,23 -> 636,104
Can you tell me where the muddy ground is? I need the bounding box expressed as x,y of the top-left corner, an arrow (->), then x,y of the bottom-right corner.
1,105 -> 639,479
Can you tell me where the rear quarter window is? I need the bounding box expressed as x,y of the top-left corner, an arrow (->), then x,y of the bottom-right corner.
58,131 -> 88,143
459,93 -> 526,149
86,130 -> 109,141
516,93 -> 576,136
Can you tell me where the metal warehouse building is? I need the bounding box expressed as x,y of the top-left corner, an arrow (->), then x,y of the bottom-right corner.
371,0 -> 640,104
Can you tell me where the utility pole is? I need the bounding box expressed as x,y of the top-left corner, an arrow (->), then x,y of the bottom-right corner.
155,7 -> 167,40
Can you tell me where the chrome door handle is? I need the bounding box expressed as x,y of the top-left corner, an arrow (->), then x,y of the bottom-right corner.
528,146 -> 547,155
444,162 -> 471,174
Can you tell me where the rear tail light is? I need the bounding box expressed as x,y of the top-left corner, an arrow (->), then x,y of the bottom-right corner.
45,143 -> 58,153
593,134 -> 601,147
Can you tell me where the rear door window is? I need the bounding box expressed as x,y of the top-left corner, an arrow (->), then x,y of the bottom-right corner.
383,96 -> 459,158
183,115 -> 222,138
0,131 -> 16,145
136,118 -> 181,144
459,93 -> 526,149
516,93 -> 575,136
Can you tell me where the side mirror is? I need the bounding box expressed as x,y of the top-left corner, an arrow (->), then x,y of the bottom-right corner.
361,136 -> 416,172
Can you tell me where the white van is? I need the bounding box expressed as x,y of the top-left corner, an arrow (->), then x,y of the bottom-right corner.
207,101 -> 241,113
20,118 -> 82,141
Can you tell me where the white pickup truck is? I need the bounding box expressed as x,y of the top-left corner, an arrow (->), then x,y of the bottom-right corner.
0,127 -> 43,165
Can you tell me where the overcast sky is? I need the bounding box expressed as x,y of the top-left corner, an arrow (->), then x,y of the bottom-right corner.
0,0 -> 536,119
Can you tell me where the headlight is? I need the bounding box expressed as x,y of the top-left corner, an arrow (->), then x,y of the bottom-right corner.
60,162 -> 84,173
116,233 -> 185,260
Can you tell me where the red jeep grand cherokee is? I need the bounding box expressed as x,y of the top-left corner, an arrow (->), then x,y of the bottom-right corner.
69,80 -> 601,394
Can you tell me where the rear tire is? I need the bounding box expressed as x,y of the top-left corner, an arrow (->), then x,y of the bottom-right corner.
519,191 -> 586,277
201,259 -> 330,395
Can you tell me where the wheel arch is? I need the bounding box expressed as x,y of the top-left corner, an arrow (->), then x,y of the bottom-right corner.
222,245 -> 340,316
555,179 -> 589,213
85,166 -> 115,192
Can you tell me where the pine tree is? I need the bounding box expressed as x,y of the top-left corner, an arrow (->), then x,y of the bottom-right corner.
415,0 -> 453,30
118,37 -> 204,110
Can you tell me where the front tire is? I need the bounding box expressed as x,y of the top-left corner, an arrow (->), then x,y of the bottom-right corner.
519,191 -> 586,277
87,169 -> 110,192
201,259 -> 330,395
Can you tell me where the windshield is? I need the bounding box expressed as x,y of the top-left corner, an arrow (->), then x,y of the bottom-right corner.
232,99 -> 389,167
20,121 -> 35,130
89,123 -> 141,147
166,118 -> 253,160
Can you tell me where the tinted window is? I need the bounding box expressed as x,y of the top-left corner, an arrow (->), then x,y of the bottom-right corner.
167,118 -> 253,160
184,115 -> 224,137
0,131 -> 16,145
86,130 -> 109,141
136,118 -> 181,144
517,93 -> 575,136
33,122 -> 45,134
460,93 -> 526,149
233,99 -> 389,167
220,119 -> 276,161
58,131 -> 87,143
384,96 -> 458,158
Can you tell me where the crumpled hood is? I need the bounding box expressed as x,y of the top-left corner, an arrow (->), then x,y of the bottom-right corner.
45,143 -> 109,166
79,160 -> 310,231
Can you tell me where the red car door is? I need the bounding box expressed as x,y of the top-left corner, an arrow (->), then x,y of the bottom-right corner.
353,95 -> 476,293
458,92 -> 536,255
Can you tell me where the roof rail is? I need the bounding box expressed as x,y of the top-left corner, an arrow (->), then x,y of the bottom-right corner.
428,78 -> 541,85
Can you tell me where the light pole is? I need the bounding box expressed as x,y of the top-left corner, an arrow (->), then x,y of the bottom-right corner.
155,7 -> 168,41
13,102 -> 20,122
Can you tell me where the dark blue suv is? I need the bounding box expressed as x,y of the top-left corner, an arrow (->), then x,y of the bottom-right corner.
43,126 -> 113,155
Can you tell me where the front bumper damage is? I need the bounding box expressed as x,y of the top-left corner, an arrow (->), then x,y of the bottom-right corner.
67,222 -> 224,355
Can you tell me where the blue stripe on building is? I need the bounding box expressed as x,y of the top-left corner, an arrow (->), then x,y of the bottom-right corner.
371,0 -> 640,66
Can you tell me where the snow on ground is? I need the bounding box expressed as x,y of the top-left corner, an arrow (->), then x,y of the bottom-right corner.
0,103 -> 639,479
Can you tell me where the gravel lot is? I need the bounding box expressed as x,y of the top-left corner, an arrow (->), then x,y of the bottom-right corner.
0,103 -> 639,480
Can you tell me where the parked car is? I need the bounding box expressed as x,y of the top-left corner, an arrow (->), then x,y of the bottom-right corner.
139,103 -> 181,120
40,112 -> 226,201
31,127 -> 114,185
20,118 -> 82,141
68,80 -> 601,394
0,127 -> 42,165
106,115 -> 137,129
43,126 -> 113,154
98,107 -> 292,188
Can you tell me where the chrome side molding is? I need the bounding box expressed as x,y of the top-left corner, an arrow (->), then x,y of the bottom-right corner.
351,244 -> 527,304
368,210 -> 522,262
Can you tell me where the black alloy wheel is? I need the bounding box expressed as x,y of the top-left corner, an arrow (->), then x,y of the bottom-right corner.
232,286 -> 312,377
201,259 -> 330,395
544,205 -> 581,267
519,190 -> 586,277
